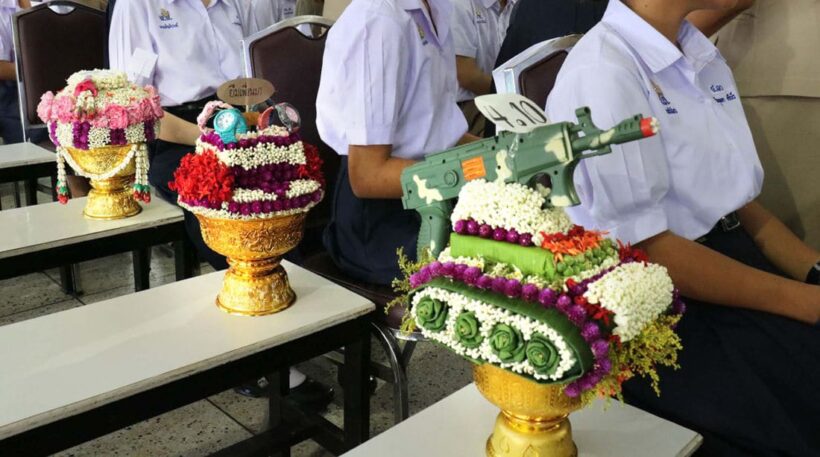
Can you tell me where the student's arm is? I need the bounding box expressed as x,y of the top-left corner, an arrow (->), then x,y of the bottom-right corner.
638,231 -> 820,324
157,111 -> 200,145
737,200 -> 820,281
686,0 -> 755,37
0,61 -> 14,81
348,132 -> 479,198
456,56 -> 492,96
347,144 -> 416,199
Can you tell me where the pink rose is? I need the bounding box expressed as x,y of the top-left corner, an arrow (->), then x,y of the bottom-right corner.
90,112 -> 110,128
151,96 -> 163,118
54,96 -> 76,123
37,91 -> 55,123
139,98 -> 156,121
126,102 -> 143,125
104,104 -> 129,129
73,78 -> 98,97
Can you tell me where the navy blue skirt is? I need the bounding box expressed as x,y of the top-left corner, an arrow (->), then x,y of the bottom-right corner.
323,156 -> 420,285
623,228 -> 819,457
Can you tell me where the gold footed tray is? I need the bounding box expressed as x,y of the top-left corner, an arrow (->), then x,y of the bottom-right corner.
65,145 -> 141,220
197,213 -> 307,316
474,364 -> 582,457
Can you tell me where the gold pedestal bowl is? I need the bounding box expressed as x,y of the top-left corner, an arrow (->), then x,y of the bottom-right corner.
197,212 -> 307,316
474,364 -> 582,457
65,145 -> 141,220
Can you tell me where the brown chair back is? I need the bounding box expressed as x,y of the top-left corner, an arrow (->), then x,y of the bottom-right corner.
493,35 -> 582,107
244,16 -> 337,235
13,1 -> 106,139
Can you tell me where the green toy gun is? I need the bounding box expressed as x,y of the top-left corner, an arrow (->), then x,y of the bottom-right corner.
400,107 -> 659,258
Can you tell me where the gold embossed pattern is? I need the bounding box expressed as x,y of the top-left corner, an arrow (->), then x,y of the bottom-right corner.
475,364 -> 580,457
65,146 -> 141,220
197,213 -> 307,316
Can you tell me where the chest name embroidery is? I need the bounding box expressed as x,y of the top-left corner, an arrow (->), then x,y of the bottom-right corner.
651,81 -> 677,115
159,8 -> 179,29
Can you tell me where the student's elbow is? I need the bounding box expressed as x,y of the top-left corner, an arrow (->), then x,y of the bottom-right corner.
348,172 -> 373,199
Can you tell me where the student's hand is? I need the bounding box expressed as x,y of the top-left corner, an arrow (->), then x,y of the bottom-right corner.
348,144 -> 417,199
157,111 -> 201,146
455,56 -> 493,96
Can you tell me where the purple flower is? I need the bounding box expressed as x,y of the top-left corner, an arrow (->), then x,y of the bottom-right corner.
453,263 -> 468,279
556,294 -> 572,312
538,288 -> 557,307
521,284 -> 539,301
579,374 -> 597,391
596,356 -> 612,374
428,261 -> 443,276
466,219 -> 480,235
251,201 -> 262,213
563,382 -> 581,398
568,305 -> 587,326
672,299 -> 687,315
491,277 -> 507,294
591,339 -> 609,357
581,322 -> 600,342
441,262 -> 455,276
409,274 -> 423,289
454,220 -> 467,234
492,227 -> 507,241
518,233 -> 533,246
262,201 -> 273,213
476,275 -> 493,289
144,122 -> 156,142
239,204 -> 251,216
479,224 -> 492,238
504,279 -> 522,298
272,200 -> 283,211
463,266 -> 482,283
569,284 -> 587,296
228,202 -> 240,213
505,229 -> 519,244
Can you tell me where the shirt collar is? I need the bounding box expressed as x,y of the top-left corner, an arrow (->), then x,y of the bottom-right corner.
602,0 -> 718,74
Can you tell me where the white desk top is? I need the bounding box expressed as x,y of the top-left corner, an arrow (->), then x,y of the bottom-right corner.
0,142 -> 54,168
0,197 -> 183,260
0,264 -> 375,439
342,384 -> 702,457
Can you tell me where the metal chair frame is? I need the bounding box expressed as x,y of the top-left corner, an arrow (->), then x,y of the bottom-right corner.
492,34 -> 582,97
242,15 -> 418,424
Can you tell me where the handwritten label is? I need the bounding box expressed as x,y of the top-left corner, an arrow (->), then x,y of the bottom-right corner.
461,156 -> 486,181
475,94 -> 550,134
217,78 -> 275,106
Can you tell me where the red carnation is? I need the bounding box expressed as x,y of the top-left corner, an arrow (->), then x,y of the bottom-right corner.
73,78 -> 98,98
169,150 -> 235,205
297,142 -> 325,187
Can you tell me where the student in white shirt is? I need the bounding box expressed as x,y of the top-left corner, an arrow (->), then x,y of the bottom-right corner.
546,1 -> 820,455
110,0 -> 333,406
316,0 -> 474,285
450,0 -> 516,135
250,0 -> 296,29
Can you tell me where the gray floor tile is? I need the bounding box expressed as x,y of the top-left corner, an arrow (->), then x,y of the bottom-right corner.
55,400 -> 252,457
0,272 -> 72,317
0,298 -> 83,327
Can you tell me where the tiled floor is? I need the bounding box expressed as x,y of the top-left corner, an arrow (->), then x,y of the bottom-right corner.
0,182 -> 473,456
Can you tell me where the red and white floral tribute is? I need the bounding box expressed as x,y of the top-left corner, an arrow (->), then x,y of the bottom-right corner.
37,69 -> 163,204
170,102 -> 324,219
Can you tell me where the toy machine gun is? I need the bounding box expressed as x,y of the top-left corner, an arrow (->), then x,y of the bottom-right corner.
400,94 -> 659,258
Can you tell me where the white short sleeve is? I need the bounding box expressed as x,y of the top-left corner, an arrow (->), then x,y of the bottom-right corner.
450,0 -> 479,58
321,14 -> 405,146
546,63 -> 671,244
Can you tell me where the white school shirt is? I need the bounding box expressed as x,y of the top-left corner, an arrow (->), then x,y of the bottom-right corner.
316,0 -> 467,160
250,0 -> 296,30
0,0 -> 19,62
109,0 -> 259,107
545,0 -> 763,245
450,0 -> 516,102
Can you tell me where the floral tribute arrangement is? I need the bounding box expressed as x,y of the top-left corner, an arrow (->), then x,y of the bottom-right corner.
169,101 -> 324,219
393,179 -> 685,404
37,69 -> 162,203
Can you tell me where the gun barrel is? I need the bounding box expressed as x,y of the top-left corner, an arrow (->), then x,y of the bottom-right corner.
571,116 -> 658,152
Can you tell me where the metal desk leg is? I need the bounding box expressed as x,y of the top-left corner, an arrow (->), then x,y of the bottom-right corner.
24,178 -> 37,206
133,248 -> 151,291
343,320 -> 372,449
12,181 -> 21,207
174,238 -> 198,280
268,369 -> 291,457
59,264 -> 81,295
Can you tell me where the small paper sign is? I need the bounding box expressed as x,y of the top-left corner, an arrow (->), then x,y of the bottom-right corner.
217,78 -> 275,107
475,94 -> 550,134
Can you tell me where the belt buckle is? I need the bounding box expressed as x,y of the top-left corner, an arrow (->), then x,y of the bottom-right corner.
720,212 -> 740,232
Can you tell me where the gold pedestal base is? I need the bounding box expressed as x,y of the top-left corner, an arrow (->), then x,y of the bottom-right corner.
65,145 -> 141,220
474,364 -> 582,457
197,213 -> 307,317
217,257 -> 296,316
84,175 -> 142,220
